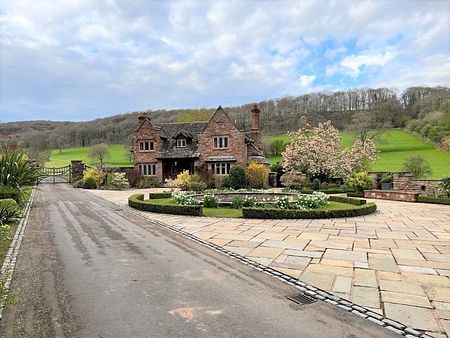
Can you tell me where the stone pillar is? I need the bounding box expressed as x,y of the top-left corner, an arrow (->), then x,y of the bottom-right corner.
268,172 -> 278,187
393,172 -> 414,191
251,104 -> 262,151
71,160 -> 85,183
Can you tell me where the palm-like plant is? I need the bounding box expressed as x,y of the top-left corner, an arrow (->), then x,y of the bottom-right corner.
0,148 -> 39,188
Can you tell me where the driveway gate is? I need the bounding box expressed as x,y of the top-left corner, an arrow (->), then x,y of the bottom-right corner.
37,165 -> 71,184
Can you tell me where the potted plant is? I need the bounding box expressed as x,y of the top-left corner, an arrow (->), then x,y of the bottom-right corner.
380,173 -> 393,190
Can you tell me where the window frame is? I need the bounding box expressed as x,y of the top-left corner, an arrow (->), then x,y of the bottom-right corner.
138,140 -> 155,152
211,162 -> 231,175
213,136 -> 229,149
138,163 -> 157,176
176,138 -> 187,148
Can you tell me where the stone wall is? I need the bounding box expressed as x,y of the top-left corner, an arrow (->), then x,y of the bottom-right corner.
364,190 -> 420,202
70,160 -> 85,183
198,108 -> 248,168
393,172 -> 441,196
131,116 -> 163,181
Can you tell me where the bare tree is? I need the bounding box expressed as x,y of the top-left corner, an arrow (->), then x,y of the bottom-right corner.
88,143 -> 110,167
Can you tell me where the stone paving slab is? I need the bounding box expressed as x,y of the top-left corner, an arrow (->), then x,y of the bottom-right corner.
89,189 -> 450,336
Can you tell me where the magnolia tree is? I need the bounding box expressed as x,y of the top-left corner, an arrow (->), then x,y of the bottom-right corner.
282,120 -> 377,181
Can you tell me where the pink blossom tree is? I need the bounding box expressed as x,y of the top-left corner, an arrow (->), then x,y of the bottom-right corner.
282,120 -> 377,181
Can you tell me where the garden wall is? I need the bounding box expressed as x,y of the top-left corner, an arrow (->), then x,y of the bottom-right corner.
393,173 -> 440,197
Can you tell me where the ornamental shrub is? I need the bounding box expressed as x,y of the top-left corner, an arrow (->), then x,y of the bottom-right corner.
0,185 -> 23,203
228,166 -> 247,189
173,170 -> 205,191
345,172 -> 375,193
0,198 -> 20,226
83,167 -> 105,187
203,195 -> 219,208
231,196 -> 244,209
138,176 -> 159,188
124,168 -> 142,188
247,162 -> 269,189
109,172 -> 129,190
83,176 -> 98,189
312,178 -> 321,191
402,155 -> 432,178
0,149 -> 39,188
280,171 -> 306,189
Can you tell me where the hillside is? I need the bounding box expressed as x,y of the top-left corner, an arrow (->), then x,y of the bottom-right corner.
1,86 -> 449,153
267,130 -> 449,179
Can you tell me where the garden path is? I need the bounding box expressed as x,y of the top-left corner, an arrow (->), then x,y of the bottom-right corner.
89,188 -> 450,337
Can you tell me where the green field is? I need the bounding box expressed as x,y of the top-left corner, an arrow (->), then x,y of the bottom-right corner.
266,129 -> 450,179
46,144 -> 133,167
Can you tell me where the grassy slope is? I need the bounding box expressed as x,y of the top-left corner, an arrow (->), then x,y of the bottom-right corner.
46,144 -> 133,167
266,130 -> 450,179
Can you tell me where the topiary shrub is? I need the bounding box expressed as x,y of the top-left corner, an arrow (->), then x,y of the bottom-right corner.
203,195 -> 219,208
247,161 -> 269,189
83,176 -> 98,189
242,202 -> 377,219
128,194 -> 203,216
228,166 -> 247,189
312,178 -> 321,190
0,185 -> 23,203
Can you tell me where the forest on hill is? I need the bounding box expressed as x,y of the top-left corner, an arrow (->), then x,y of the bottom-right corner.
1,86 -> 449,155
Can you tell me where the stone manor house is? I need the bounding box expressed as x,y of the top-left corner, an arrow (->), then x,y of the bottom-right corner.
131,105 -> 268,181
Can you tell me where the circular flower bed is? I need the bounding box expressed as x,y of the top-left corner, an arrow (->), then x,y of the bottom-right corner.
128,190 -> 377,219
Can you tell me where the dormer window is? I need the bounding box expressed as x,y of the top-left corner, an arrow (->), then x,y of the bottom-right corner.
176,138 -> 187,148
139,140 -> 154,152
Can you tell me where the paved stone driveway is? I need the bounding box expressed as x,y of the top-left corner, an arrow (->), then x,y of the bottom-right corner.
89,189 -> 450,337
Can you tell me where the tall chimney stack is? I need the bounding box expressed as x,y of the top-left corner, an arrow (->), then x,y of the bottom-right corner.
138,112 -> 149,123
251,104 -> 262,150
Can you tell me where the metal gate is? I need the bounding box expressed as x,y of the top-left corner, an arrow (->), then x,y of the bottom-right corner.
37,165 -> 71,184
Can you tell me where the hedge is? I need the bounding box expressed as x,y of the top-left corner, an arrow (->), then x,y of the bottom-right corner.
417,196 -> 450,205
149,192 -> 173,199
242,202 -> 377,219
328,195 -> 367,206
347,192 -> 364,198
129,194 -> 203,216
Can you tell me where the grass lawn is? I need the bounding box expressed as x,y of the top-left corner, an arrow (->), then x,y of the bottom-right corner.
46,144 -> 133,167
267,129 -> 450,179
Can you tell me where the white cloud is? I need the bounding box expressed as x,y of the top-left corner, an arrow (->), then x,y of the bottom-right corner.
0,0 -> 449,121
340,51 -> 395,77
299,75 -> 316,87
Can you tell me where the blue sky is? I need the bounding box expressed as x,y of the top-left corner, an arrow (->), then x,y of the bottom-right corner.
0,0 -> 449,122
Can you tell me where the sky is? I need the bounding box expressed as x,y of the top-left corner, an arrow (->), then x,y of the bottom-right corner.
0,0 -> 449,122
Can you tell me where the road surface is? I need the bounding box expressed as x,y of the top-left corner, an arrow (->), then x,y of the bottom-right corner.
0,184 -> 396,337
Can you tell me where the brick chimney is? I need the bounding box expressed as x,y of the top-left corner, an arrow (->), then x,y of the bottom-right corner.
138,112 -> 149,122
251,104 -> 262,149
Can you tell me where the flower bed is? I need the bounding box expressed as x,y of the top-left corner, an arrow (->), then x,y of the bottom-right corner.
128,191 -> 377,219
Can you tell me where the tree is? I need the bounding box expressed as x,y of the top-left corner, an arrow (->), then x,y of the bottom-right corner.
402,155 -> 432,178
88,143 -> 110,167
282,120 -> 377,181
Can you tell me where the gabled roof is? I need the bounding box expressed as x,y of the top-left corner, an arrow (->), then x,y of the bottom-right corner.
159,122 -> 208,139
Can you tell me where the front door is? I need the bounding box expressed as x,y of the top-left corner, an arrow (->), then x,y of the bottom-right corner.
162,159 -> 195,180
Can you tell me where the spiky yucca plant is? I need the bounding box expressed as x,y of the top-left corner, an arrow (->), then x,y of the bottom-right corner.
0,148 -> 39,188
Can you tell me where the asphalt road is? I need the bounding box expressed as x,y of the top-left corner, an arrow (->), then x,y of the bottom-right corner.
0,184 -> 396,337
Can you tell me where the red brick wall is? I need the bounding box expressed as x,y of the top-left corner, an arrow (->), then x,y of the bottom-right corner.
198,110 -> 247,168
132,119 -> 163,181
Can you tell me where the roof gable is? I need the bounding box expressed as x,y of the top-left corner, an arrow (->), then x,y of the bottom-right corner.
206,106 -> 241,132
